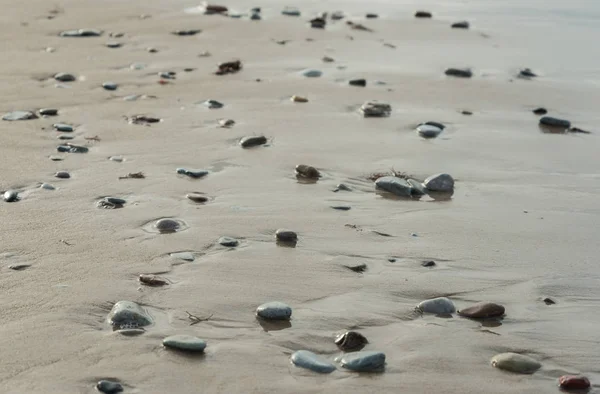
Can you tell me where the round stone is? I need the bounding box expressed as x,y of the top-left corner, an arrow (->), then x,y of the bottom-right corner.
2,111 -> 37,121
102,82 -> 118,90
559,375 -> 591,390
295,164 -> 320,179
55,171 -> 70,179
335,331 -> 368,351
375,176 -> 413,197
240,135 -> 267,148
423,173 -> 454,192
96,380 -> 123,394
54,72 -> 76,82
218,236 -> 239,247
163,335 -> 207,352
302,69 -> 322,78
3,190 -> 19,202
40,183 -> 55,190
177,168 -> 209,178
291,350 -> 336,373
275,229 -> 297,243
256,301 -> 292,320
418,297 -> 456,314
107,300 -> 152,330
416,124 -> 443,138
491,353 -> 541,374
458,302 -> 505,318
155,219 -> 181,233
340,351 -> 386,372
533,107 -> 547,115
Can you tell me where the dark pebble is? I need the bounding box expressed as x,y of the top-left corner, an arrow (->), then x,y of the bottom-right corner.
8,264 -> 31,271
569,127 -> 591,134
451,21 -> 469,29
218,236 -> 239,247
388,258 -> 396,262
445,68 -> 473,78
366,13 -> 378,18
159,71 -> 176,79
39,108 -> 58,116
216,60 -> 242,75
415,11 -> 432,18
172,29 -> 202,36
421,260 -> 436,267
97,197 -> 126,209
275,229 -> 297,243
102,82 -> 118,91
106,42 -> 122,48
204,99 -> 224,109
559,375 -> 591,390
59,29 -> 102,37
55,171 -> 70,179
186,193 -> 209,203
519,68 -> 537,78
310,17 -> 326,29
421,121 -> 446,129
57,144 -> 88,153
240,135 -> 268,148
533,107 -> 547,115
53,123 -> 74,132
540,116 -> 571,129
96,380 -> 123,394
543,297 -> 556,305
349,79 -> 367,87
295,164 -> 321,179
461,110 -> 473,115
155,218 -> 181,233
176,168 -> 209,178
331,206 -> 351,211
458,302 -> 505,318
54,72 -> 76,82
3,190 -> 19,202
344,263 -> 366,273
335,331 -> 368,351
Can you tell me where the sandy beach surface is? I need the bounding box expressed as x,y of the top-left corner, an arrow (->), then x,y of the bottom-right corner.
1,0 -> 599,392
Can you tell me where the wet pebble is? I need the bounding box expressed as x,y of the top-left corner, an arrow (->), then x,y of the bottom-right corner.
106,41 -> 122,48
38,108 -> 58,116
3,190 -> 19,202
415,11 -> 432,18
543,297 -> 556,305
60,29 -> 102,37
97,197 -> 126,209
491,353 -> 541,374
96,380 -> 123,394
282,7 -> 301,16
407,179 -> 427,196
240,135 -> 267,148
256,301 -> 292,320
417,124 -> 443,138
170,252 -> 195,261
163,335 -> 207,352
204,99 -> 224,109
159,71 -> 176,79
519,68 -> 537,78
109,155 -> 124,162
366,13 -> 378,18
295,164 -> 321,179
54,72 -> 76,82
540,116 -> 571,129
275,229 -> 298,243
177,168 -> 209,178
360,101 -> 391,117
423,173 -> 454,192
40,183 -> 55,190
533,107 -> 548,115
155,219 -> 181,233
340,351 -> 386,372
334,183 -> 351,192
421,260 -> 436,267
375,176 -> 413,197
218,119 -> 235,128
186,193 -> 209,203
139,274 -> 168,286
310,17 -> 326,29
291,95 -> 308,103
107,300 -> 152,330
55,171 -> 70,179
349,78 -> 366,87
9,264 -> 31,271
57,144 -> 88,153
418,297 -> 456,314
218,236 -> 239,247
335,331 -> 368,351
302,69 -> 322,78
53,123 -> 74,132
331,205 -> 351,211
452,21 -> 470,29
102,82 -> 118,91
445,68 -> 473,78
291,350 -> 336,373
458,302 -> 505,318
559,375 -> 591,390
2,111 -> 38,121
172,29 -> 202,36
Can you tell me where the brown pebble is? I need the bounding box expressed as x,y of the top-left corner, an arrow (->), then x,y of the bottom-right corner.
291,95 -> 308,103
295,164 -> 320,179
215,60 -> 242,75
139,274 -> 168,286
458,302 -> 505,318
335,331 -> 368,351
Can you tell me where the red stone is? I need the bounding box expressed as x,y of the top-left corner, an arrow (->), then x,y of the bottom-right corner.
559,375 -> 591,390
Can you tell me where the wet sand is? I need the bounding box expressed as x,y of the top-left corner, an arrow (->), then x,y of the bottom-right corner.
1,0 -> 599,392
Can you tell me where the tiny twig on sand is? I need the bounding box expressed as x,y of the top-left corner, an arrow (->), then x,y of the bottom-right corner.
119,172 -> 145,180
85,135 -> 101,141
185,311 -> 213,326
60,239 -> 74,246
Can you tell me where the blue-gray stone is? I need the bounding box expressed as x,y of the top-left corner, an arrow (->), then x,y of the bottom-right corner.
407,179 -> 427,196
163,335 -> 207,352
2,111 -> 37,121
96,380 -> 123,394
39,108 -> 58,116
53,123 -> 74,132
54,73 -> 76,82
302,69 -> 322,78
218,236 -> 239,247
256,301 -> 292,320
107,300 -> 152,329
418,297 -> 456,314
375,176 -> 413,197
291,350 -> 336,373
282,7 -> 301,16
423,173 -> 454,192
340,351 -> 386,372
3,190 -> 19,202
416,124 -> 443,138
57,144 -> 88,153
103,82 -> 118,90
176,168 -> 209,178
540,116 -> 571,129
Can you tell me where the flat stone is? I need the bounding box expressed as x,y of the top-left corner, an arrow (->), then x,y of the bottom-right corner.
331,205 -> 351,211
103,82 -> 118,90
170,252 -> 195,261
322,56 -> 335,63
543,297 -> 556,305
186,193 -> 209,203
291,95 -> 308,103
106,42 -> 122,48
331,11 -> 345,20
282,7 -> 301,16
418,297 -> 456,314
349,79 -> 366,87
340,351 -> 386,372
334,183 -> 351,192
2,111 -> 37,121
218,119 -> 235,128
204,99 -> 224,109
240,135 -> 267,148
107,300 -> 152,330
491,353 -> 541,374
159,71 -> 176,79
310,17 -> 326,29
8,264 -> 31,270
302,69 -> 322,78
109,156 -> 124,162
49,155 -> 64,161
416,124 -> 443,138
415,11 -> 432,18
39,108 -> 58,116
172,29 -> 202,36
295,164 -> 320,179
54,72 -> 76,82
40,183 -> 55,190
407,179 -> 427,196
97,197 -> 126,209
366,13 -> 378,18
375,176 -> 413,197
155,219 -> 181,233
423,173 -> 454,192
177,168 -> 209,178
275,229 -> 298,242
559,375 -> 591,390
60,29 -> 102,37
335,331 -> 368,351
451,21 -> 469,29
533,107 -> 547,115
96,380 -> 123,394
57,144 -> 88,153
256,301 -> 292,320
445,68 -> 472,78
163,335 -> 207,352
55,171 -> 70,179
360,101 -> 391,117
3,190 -> 19,202
218,236 -> 239,247
519,68 -> 537,78
291,350 -> 336,373
540,116 -> 571,129
458,302 -> 505,318
421,260 -> 436,267
53,123 -> 74,132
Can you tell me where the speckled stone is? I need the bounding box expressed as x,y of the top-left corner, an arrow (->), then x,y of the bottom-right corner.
417,297 -> 456,314
107,300 -> 152,330
291,350 -> 336,373
163,335 -> 207,352
491,353 -> 541,374
340,351 -> 386,372
360,101 -> 391,117
335,331 -> 368,351
256,301 -> 292,320
295,164 -> 320,179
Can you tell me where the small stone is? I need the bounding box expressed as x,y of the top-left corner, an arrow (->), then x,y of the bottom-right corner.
215,60 -> 242,75
421,121 -> 446,130
55,171 -> 70,179
129,115 -> 161,125
218,119 -> 235,128
102,82 -> 118,91
159,71 -> 176,79
163,335 -> 207,352
107,300 -> 152,330
302,69 -> 322,78
2,111 -> 37,121
445,68 -> 473,78
54,72 -> 76,82
291,350 -> 336,373
53,123 -> 74,132
204,99 -> 224,109
491,353 -> 541,374
40,183 -> 55,190
170,252 -> 195,261
407,179 -> 427,196
218,236 -> 239,247
250,12 -> 261,20
256,301 -> 292,320
375,176 -> 413,197
109,156 -> 124,162
186,193 -> 209,203
38,108 -> 58,116
334,183 -> 351,192
172,29 -> 202,36
8,264 -> 31,271
106,42 -> 122,48
155,219 -> 181,233
418,297 -> 456,314
331,206 -> 351,211
176,168 -> 209,178
60,29 -> 102,37
349,79 -> 366,87
295,164 -> 321,179
543,297 -> 556,305
3,190 -> 19,202
203,4 -> 228,14
310,17 -> 326,29
57,144 -> 88,153
458,302 -> 505,318
129,63 -> 147,70
416,124 -> 443,139
291,95 -> 308,103
421,260 -> 436,267
532,107 -> 547,115
558,375 -> 591,390
360,101 -> 391,117
322,56 -> 335,63
240,136 -> 267,148
282,7 -> 301,16
461,110 -> 473,115
423,173 -> 454,192
340,351 -> 386,372
331,11 -> 345,20
96,380 -> 123,394
275,229 -> 298,243
49,155 -> 64,162
57,135 -> 73,140
147,47 -> 158,53
519,68 -> 537,78
97,197 -> 126,209
415,11 -> 432,18
451,21 -> 469,29
335,331 -> 368,351
540,116 -> 571,129
366,13 -> 378,18
139,274 -> 168,286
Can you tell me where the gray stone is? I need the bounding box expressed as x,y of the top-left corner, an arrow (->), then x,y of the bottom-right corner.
109,156 -> 124,162
96,380 -> 123,394
302,69 -> 322,78
38,108 -> 58,116
540,116 -> 571,129
3,190 -> 19,202
418,297 -> 456,314
186,193 -> 209,203
163,335 -> 207,352
204,99 -> 224,109
155,219 -> 181,233
423,173 -> 454,192
407,179 -> 427,196
107,300 -> 152,330
60,29 -> 102,37
102,82 -> 118,91
295,164 -> 320,179
416,124 -> 443,138
172,29 -> 202,36
54,73 -> 76,82
57,144 -> 88,153
55,171 -> 70,179
331,206 -> 351,211
360,101 -> 391,117
282,7 -> 301,16
256,301 -> 292,320
331,11 -> 345,20
240,135 -> 267,148
97,197 -> 126,209
451,21 -> 469,29
519,68 -> 537,78
57,135 -> 74,140
291,350 -> 336,373
49,155 -> 64,161
375,176 -> 413,197
445,68 -> 472,78
275,229 -> 298,242
349,79 -> 366,87
40,183 -> 55,190
170,252 -> 195,261
2,111 -> 37,121
53,123 -> 74,132
340,351 -> 386,372
176,168 -> 209,178
334,183 -> 351,192
158,71 -> 176,79
415,11 -> 432,18
106,41 -> 122,48
218,236 -> 239,247
491,353 -> 541,374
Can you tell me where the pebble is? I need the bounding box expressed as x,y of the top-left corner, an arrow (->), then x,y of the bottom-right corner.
40,183 -> 55,190
533,107 -> 548,115
340,351 -> 386,372
344,263 -> 366,273
240,135 -> 267,148
218,236 -> 239,247
335,331 -> 368,351
421,260 -> 436,267
360,101 -> 392,117
452,21 -> 470,29
106,41 -> 122,48
38,108 -> 58,116
55,171 -> 70,179
331,205 -> 351,211
462,110 -> 473,115
349,78 -> 367,87
445,68 -> 473,78
109,155 -> 124,162
60,29 -> 103,37
186,193 -> 209,203
331,11 -> 345,20
423,173 -> 454,192
177,168 -> 209,178
559,375 -> 591,390
375,176 -> 413,197
172,29 -> 202,36
407,179 -> 427,195
302,69 -> 322,78
291,95 -> 308,103
129,63 -> 147,70
334,183 -> 351,192
57,144 -> 88,153
458,302 -> 505,318
275,229 -> 298,243
491,353 -> 541,374
416,124 -> 443,138
539,116 -> 571,129
107,300 -> 152,330
291,350 -> 336,373
282,7 -> 301,16
2,111 -> 38,121
543,297 -> 556,305
366,13 -> 378,18
97,197 -> 126,209
139,274 -> 168,286
54,72 -> 76,82
102,82 -> 118,91
159,71 -> 176,79
49,155 -> 64,161
203,4 -> 228,14
418,297 -> 456,314
322,56 -> 335,63
415,11 -> 432,18
519,68 -> 537,78
9,264 -> 31,271
53,123 -> 74,132
155,218 -> 181,233
310,17 -> 326,29
170,252 -> 195,261
163,335 -> 207,352
250,12 -> 261,20
256,301 -> 292,320
295,164 -> 321,179
204,99 -> 224,109
3,190 -> 19,202
96,380 -> 123,394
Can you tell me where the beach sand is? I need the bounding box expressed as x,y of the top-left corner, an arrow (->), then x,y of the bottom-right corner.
1,0 -> 599,392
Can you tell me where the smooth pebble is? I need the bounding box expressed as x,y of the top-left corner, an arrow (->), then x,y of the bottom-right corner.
256,301 -> 292,320
2,111 -> 37,121
340,351 -> 386,372
458,302 -> 505,318
291,350 -> 336,373
418,297 -> 456,314
423,173 -> 454,192
375,176 -> 413,197
107,300 -> 152,330
275,229 -> 298,243
96,380 -> 123,394
163,335 -> 207,352
491,352 -> 541,374
240,135 -> 267,148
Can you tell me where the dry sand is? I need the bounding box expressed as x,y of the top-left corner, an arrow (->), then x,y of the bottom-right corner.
1,0 -> 599,392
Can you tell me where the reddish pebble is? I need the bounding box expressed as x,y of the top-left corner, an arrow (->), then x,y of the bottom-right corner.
158,80 -> 171,85
559,375 -> 591,390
